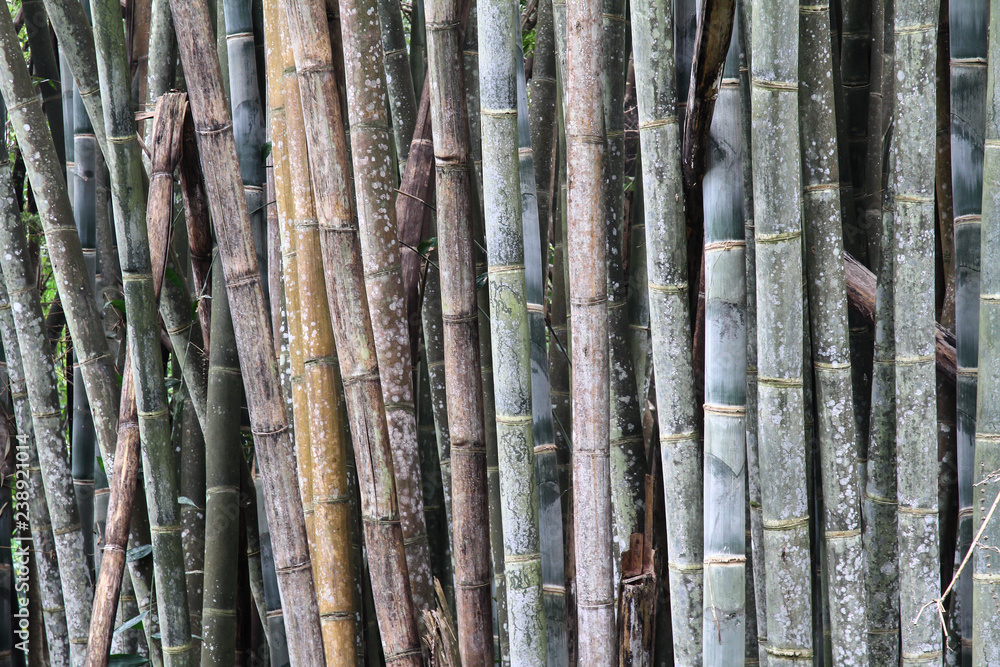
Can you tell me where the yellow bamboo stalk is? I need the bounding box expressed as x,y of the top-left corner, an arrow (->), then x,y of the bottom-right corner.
281,21 -> 359,664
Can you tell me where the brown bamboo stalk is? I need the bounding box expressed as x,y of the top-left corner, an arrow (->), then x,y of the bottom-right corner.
167,2 -> 328,663
86,93 -> 186,667
280,17 -> 360,662
424,0 -> 494,659
279,0 -> 424,661
179,116 -> 213,349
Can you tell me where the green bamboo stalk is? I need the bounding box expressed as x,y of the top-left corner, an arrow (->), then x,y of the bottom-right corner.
422,264 -> 454,542
973,2 -> 1000,657
71,78 -> 99,579
237,458 -> 269,653
252,469 -> 292,667
90,1 -> 192,660
379,0 -> 418,174
0,285 -> 71,667
0,5 -> 119,466
0,448 -> 10,667
480,0 -> 549,660
176,388 -> 205,661
425,0 -> 495,653
799,0 -> 867,662
631,0 -> 703,661
515,28 -> 568,666
0,159 -> 93,665
951,0 -> 987,659
701,39 -> 746,666
626,152 -> 652,410
410,0 -> 428,98
891,0 -> 941,663
61,51 -> 76,201
838,0 -> 871,198
200,262 -> 244,666
749,0 -> 813,662
21,0 -> 64,168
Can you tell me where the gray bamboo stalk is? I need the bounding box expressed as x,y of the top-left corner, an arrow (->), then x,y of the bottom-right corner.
799,0 -> 867,662
72,77 -> 99,578
410,0 -> 428,97
252,469 -> 292,667
838,0 -> 871,197
749,0 -> 813,661
602,0 -> 645,571
61,51 -> 76,199
200,263 -> 243,666
0,5 -> 119,465
701,41 -> 746,666
891,0 -> 941,663
0,161 -> 93,665
90,1 -> 193,660
973,2 -> 1000,657
626,152 -> 652,409
951,0 -> 987,658
168,1 -> 328,663
0,446 -> 10,667
422,264 -> 454,538
565,0 -> 618,660
417,358 -> 454,601
630,0 -> 703,661
331,0 -> 435,612
425,0 -> 495,655
0,284 -> 71,667
480,0 -> 549,660
735,3 -> 766,663
176,388 -> 205,659
39,0 -> 108,154
379,0 -> 419,173
224,0 -> 269,290
516,20 -> 568,667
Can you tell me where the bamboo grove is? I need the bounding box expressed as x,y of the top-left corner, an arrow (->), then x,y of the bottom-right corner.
0,0 -> 999,664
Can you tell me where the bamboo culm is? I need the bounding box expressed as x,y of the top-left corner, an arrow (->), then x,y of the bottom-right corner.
973,0 -> 1000,657
630,0 -> 704,661
749,0 -> 813,661
891,0 -> 941,662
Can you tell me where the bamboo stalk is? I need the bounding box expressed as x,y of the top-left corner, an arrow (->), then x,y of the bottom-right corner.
84,92 -> 186,667
179,118 -> 213,347
0,5 -> 120,466
565,0 -> 616,659
950,0 -> 987,658
973,2 -> 1000,657
39,0 -> 107,155
630,0 -> 704,661
891,0 -> 941,662
251,463 -> 292,667
480,0 -> 550,661
701,38 -> 746,666
422,265 -> 454,543
200,260 -> 243,666
748,0 -> 813,661
799,0 -> 868,661
176,387 -> 206,661
0,283 -> 71,667
21,0 -> 64,168
516,18 -> 569,667
169,0 -> 350,662
838,0 -> 871,199
281,22 -> 361,663
61,50 -> 76,199
89,4 -> 192,660
424,0 -> 495,657
380,0 -> 419,174
0,445 -> 11,667
0,152 -> 93,666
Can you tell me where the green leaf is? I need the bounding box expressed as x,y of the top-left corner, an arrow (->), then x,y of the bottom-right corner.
108,656 -> 150,666
108,299 -> 126,313
112,611 -> 148,640
96,455 -> 106,475
416,236 -> 438,256
126,545 -> 153,562
261,141 -> 273,159
164,266 -> 184,290
476,271 -> 489,290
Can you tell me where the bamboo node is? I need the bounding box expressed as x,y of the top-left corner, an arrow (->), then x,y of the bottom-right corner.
896,354 -> 934,366
505,551 -> 541,564
52,522 -> 83,536
763,645 -> 814,658
666,561 -> 703,573
489,263 -> 526,274
901,651 -> 943,662
570,294 -> 608,307
703,403 -> 745,417
202,607 -> 238,618
577,599 -> 616,609
647,280 -> 688,295
108,134 -> 137,146
275,560 -> 312,574
803,182 -> 839,193
954,214 -> 982,226
161,643 -> 195,655
638,117 -> 678,130
755,230 -> 802,244
751,77 -> 797,92
455,579 -> 491,589
895,22 -> 935,35
704,240 -> 746,252
763,515 -> 809,531
813,361 -> 851,372
758,376 -> 803,388
976,433 -> 1000,442
495,414 -> 533,425
957,366 -> 978,376
195,121 -> 235,136
704,555 -> 746,565
425,19 -> 461,30
660,429 -> 699,443
894,193 -> 934,204
441,312 -> 480,324
897,506 -> 937,516
137,407 -> 170,419
150,524 -> 182,533
385,647 -> 425,663
981,294 -> 1000,303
